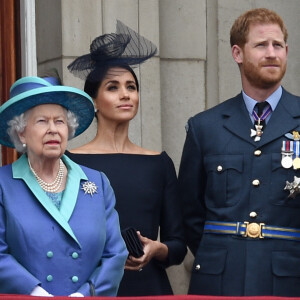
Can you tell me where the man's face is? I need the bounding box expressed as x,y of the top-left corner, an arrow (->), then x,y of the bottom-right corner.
235,23 -> 288,90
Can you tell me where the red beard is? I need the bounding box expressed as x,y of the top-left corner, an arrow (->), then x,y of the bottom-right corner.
243,59 -> 287,89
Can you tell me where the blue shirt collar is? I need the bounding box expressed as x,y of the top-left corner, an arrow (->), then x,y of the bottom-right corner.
243,86 -> 282,116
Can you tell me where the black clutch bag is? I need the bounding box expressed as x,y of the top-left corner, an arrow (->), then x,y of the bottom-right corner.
121,227 -> 144,258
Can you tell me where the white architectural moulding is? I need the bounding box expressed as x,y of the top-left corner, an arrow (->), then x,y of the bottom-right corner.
20,0 -> 37,76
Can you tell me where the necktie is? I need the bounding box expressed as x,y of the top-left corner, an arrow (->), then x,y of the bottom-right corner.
253,101 -> 271,128
251,101 -> 272,141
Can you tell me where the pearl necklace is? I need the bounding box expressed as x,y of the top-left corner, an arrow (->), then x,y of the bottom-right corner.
28,158 -> 65,193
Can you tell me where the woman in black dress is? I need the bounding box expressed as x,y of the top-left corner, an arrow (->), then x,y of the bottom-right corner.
66,20 -> 187,296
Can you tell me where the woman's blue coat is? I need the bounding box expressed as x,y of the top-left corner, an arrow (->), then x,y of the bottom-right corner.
0,154 -> 128,296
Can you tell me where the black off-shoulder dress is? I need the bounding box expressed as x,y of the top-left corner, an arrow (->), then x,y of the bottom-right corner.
66,151 -> 187,296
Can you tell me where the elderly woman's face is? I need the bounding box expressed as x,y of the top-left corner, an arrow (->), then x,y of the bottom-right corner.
19,104 -> 68,161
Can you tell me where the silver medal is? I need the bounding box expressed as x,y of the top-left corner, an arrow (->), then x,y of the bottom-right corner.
281,155 -> 293,169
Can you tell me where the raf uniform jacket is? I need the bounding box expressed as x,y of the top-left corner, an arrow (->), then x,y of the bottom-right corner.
179,88 -> 300,296
0,154 -> 128,296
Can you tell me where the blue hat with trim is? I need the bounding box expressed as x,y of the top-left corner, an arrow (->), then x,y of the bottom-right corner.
0,76 -> 94,148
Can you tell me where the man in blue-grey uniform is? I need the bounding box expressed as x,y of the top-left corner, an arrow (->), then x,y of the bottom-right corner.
179,7 -> 300,296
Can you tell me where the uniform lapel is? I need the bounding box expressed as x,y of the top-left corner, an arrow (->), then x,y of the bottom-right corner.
258,90 -> 300,147
222,90 -> 300,147
222,93 -> 257,146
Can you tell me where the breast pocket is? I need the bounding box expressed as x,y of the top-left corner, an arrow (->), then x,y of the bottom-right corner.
204,155 -> 243,208
271,153 -> 300,208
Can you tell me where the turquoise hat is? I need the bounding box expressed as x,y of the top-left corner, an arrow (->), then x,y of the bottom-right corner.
0,76 -> 94,148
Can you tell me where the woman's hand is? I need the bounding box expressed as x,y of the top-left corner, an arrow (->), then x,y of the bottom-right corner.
30,285 -> 53,297
124,231 -> 168,271
69,292 -> 84,297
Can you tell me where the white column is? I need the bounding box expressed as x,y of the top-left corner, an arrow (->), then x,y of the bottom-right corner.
20,0 -> 37,76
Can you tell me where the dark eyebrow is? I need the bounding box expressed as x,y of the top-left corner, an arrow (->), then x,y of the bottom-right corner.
105,80 -> 137,86
127,80 -> 137,85
104,80 -> 119,86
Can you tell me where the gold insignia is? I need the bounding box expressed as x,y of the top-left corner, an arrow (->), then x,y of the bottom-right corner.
293,131 -> 300,141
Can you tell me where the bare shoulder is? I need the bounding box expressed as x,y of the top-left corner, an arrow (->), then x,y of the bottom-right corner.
68,143 -> 161,155
143,149 -> 161,155
135,145 -> 160,155
68,143 -> 96,154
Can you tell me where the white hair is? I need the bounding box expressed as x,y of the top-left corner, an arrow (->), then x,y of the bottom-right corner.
7,107 -> 79,153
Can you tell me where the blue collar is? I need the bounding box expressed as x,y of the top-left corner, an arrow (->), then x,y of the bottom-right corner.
12,154 -> 88,246
243,86 -> 282,119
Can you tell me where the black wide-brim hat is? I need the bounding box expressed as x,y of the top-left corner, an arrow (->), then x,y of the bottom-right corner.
68,20 -> 157,81
0,76 -> 94,148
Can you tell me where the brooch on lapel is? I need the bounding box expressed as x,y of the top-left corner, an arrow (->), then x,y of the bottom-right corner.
284,176 -> 300,198
81,181 -> 98,196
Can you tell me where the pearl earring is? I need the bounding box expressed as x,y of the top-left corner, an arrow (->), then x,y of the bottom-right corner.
94,108 -> 98,113
23,143 -> 26,148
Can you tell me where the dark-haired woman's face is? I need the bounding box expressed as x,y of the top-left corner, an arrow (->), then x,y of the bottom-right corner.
94,67 -> 139,123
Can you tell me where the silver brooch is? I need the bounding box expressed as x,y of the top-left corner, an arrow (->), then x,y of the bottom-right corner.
284,176 -> 300,198
81,181 -> 98,196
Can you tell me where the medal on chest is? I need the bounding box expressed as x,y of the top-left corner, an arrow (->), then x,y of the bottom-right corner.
250,123 -> 263,142
281,132 -> 300,170
285,176 -> 300,198
282,132 -> 300,197
250,105 -> 272,142
292,132 -> 300,170
281,140 -> 293,169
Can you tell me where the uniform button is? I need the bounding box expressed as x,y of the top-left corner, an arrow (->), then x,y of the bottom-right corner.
254,150 -> 262,156
252,179 -> 260,186
47,275 -> 53,282
47,251 -> 53,258
249,211 -> 257,218
72,252 -> 79,259
72,276 -> 79,283
217,165 -> 223,172
195,264 -> 200,271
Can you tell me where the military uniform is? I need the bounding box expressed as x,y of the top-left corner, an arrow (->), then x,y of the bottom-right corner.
179,88 -> 300,296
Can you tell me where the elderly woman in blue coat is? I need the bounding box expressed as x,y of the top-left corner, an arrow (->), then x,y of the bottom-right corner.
0,76 -> 128,297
